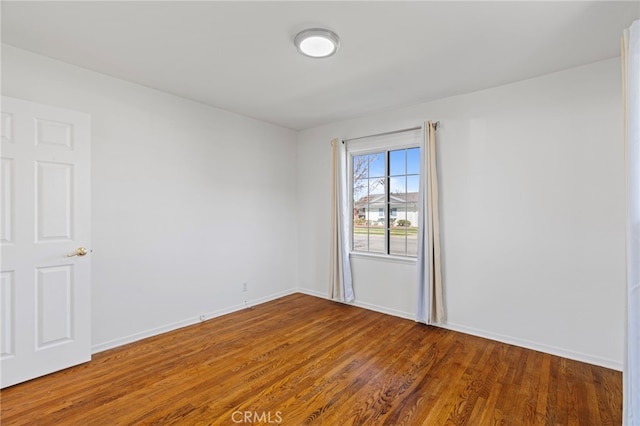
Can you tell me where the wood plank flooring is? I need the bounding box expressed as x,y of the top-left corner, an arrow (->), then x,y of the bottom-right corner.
0,293 -> 622,425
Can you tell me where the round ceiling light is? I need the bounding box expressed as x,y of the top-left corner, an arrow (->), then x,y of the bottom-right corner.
294,28 -> 340,58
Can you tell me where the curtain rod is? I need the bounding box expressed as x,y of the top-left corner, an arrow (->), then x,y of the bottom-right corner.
342,121 -> 439,143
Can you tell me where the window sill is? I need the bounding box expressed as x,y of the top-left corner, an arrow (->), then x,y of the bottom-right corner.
349,251 -> 417,265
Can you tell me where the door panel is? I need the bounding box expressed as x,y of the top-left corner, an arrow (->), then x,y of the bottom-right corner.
0,271 -> 14,359
0,96 -> 91,388
36,265 -> 73,348
0,158 -> 13,244
36,161 -> 74,241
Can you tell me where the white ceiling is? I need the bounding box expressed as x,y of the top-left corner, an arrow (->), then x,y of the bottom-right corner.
1,1 -> 638,130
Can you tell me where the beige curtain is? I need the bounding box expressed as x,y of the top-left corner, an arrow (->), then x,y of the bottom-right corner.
417,121 -> 444,324
330,139 -> 354,302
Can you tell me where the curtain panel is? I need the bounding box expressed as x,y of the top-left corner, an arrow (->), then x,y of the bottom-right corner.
417,121 -> 444,324
330,139 -> 354,302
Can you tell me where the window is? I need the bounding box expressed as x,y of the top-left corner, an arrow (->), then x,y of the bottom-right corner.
349,130 -> 421,258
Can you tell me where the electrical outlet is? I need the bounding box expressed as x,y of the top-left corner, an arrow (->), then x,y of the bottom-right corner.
200,314 -> 206,322
242,282 -> 248,292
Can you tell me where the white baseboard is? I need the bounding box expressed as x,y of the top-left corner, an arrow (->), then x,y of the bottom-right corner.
296,288 -> 329,299
297,288 -> 414,320
439,321 -> 623,371
93,286 -> 623,372
297,287 -> 622,371
91,288 -> 297,354
351,300 -> 414,321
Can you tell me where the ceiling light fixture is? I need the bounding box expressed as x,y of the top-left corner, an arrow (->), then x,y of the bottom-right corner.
294,28 -> 340,58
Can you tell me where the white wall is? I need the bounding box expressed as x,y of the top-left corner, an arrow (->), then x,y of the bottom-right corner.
2,44 -> 626,370
1,45 -> 299,351
297,58 -> 626,369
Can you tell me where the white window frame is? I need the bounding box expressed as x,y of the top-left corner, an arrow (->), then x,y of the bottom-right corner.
346,128 -> 422,263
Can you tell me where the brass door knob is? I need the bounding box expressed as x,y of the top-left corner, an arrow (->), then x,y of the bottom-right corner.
67,247 -> 88,257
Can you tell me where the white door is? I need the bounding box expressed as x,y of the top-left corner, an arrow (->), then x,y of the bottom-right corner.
0,96 -> 91,388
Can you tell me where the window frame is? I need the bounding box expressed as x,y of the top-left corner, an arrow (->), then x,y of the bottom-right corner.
346,130 -> 421,261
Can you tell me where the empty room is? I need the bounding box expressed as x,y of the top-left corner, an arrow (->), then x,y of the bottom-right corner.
1,1 -> 639,425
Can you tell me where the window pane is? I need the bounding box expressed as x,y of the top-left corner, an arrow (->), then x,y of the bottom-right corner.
353,188 -> 367,229
407,147 -> 420,174
368,225 -> 385,253
406,220 -> 418,256
353,154 -> 369,181
353,178 -> 367,203
369,178 -> 384,195
388,203 -> 399,228
389,149 -> 405,176
406,204 -> 418,257
389,176 -> 406,195
353,224 -> 369,252
389,227 -> 407,256
407,175 -> 419,194
405,193 -> 418,220
390,201 -> 405,212
368,153 -> 385,178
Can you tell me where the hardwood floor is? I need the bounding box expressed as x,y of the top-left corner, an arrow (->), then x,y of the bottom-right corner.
1,293 -> 621,425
